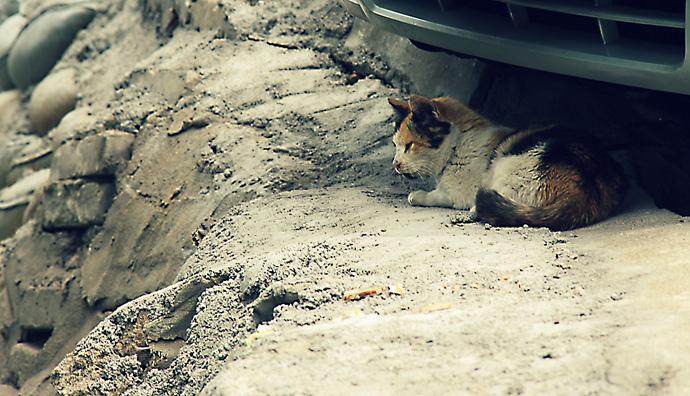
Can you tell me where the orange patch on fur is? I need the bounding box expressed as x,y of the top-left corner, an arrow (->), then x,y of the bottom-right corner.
397,118 -> 431,150
388,98 -> 411,116
537,163 -> 624,227
537,165 -> 584,206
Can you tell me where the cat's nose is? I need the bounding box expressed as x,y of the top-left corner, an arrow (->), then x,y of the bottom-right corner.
393,160 -> 402,173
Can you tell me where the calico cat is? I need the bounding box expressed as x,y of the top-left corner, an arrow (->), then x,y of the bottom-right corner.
389,95 -> 629,230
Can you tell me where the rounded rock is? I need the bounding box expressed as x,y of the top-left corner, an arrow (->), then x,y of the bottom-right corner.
0,168 -> 50,240
0,14 -> 27,90
7,5 -> 95,89
28,67 -> 78,135
47,106 -> 97,148
6,137 -> 52,186
0,88 -> 21,127
0,0 -> 19,16
0,134 -> 37,188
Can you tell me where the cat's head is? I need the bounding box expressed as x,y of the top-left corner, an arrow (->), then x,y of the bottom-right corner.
388,95 -> 452,178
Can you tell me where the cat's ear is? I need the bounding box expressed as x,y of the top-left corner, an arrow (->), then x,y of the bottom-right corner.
409,95 -> 442,127
409,95 -> 450,148
388,98 -> 411,117
429,98 -> 454,123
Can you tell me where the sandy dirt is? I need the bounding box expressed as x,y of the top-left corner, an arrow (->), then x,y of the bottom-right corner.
193,186 -> 690,396
53,186 -> 690,396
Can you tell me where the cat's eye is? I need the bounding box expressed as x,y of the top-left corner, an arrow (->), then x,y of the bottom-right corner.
404,142 -> 414,152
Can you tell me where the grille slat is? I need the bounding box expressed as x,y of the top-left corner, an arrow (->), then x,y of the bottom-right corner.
507,4 -> 529,28
597,19 -> 621,44
490,0 -> 684,28
436,0 -> 456,12
594,0 -> 620,43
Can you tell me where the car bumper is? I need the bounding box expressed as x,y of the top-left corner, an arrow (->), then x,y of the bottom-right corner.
342,0 -> 690,95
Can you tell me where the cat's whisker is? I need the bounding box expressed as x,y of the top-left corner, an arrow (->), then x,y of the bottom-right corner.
415,161 -> 438,178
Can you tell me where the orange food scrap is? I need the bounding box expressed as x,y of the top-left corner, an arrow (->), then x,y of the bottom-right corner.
417,303 -> 452,313
344,286 -> 384,301
388,283 -> 404,295
338,310 -> 364,320
245,324 -> 273,348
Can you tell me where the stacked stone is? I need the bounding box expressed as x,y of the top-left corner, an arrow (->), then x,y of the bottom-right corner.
0,0 -> 140,390
0,0 -> 102,239
45,130 -> 134,229
0,127 -> 134,387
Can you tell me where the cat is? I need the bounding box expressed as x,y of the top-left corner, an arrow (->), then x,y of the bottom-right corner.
388,95 -> 629,230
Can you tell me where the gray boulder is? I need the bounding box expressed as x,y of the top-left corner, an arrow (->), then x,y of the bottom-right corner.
7,5 -> 95,89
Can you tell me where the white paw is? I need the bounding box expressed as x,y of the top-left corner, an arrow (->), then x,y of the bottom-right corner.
408,191 -> 427,206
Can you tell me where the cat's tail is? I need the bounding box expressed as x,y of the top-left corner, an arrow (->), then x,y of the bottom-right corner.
475,188 -> 597,231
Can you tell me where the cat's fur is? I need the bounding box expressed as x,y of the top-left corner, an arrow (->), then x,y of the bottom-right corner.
389,95 -> 629,230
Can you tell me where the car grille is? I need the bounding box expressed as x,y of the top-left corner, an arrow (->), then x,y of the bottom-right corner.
343,0 -> 690,93
372,0 -> 687,67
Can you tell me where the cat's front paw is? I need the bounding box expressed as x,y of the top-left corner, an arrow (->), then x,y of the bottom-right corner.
408,191 -> 428,206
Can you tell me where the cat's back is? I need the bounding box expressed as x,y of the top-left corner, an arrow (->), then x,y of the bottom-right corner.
478,125 -> 629,230
493,126 -> 616,169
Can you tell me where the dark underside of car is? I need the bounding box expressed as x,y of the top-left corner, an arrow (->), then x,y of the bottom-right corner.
342,0 -> 690,95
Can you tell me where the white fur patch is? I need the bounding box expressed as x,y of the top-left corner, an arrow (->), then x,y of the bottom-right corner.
484,146 -> 542,206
